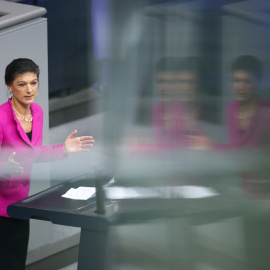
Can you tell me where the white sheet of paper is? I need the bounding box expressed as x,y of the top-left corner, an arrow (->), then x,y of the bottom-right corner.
160,186 -> 219,199
105,186 -> 219,200
177,186 -> 219,199
105,187 -> 160,199
62,187 -> 96,200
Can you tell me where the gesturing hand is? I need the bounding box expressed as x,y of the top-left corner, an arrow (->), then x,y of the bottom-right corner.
187,134 -> 211,150
63,130 -> 95,154
4,152 -> 24,176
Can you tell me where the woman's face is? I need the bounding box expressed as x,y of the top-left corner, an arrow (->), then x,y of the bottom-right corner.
156,71 -> 198,101
232,70 -> 258,102
177,71 -> 198,102
7,72 -> 38,107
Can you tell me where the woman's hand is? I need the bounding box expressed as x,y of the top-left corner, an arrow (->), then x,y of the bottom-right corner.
63,130 -> 95,154
187,134 -> 212,150
3,152 -> 24,176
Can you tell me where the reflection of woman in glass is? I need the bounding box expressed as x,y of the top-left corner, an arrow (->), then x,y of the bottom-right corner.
152,56 -> 204,148
219,56 -> 270,198
227,55 -> 270,149
193,55 -> 270,151
0,58 -> 95,270
226,56 -> 270,205
228,56 -> 270,270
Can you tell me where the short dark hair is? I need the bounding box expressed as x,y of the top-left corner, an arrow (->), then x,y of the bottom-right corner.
5,58 -> 40,85
156,56 -> 203,79
156,57 -> 182,73
231,55 -> 262,81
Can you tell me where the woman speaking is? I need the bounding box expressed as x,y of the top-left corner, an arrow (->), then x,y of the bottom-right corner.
0,58 -> 95,269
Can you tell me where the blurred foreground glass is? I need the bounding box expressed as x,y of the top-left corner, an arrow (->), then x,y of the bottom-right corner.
91,1 -> 270,270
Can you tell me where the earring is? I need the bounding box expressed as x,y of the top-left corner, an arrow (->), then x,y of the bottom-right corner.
9,91 -> 13,99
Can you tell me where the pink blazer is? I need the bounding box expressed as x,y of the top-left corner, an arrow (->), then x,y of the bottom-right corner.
0,99 -> 66,217
227,100 -> 270,148
215,99 -> 270,150
152,102 -> 204,148
152,102 -> 186,147
216,100 -> 270,197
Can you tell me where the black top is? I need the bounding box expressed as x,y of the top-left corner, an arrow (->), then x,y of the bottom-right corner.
26,131 -> 32,142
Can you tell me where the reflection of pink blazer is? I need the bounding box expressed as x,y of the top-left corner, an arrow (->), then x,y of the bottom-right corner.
227,100 -> 270,148
0,99 -> 66,217
152,102 -> 203,148
152,102 -> 188,147
220,100 -> 270,197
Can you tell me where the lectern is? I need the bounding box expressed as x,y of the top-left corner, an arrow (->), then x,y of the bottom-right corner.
8,175 -> 111,270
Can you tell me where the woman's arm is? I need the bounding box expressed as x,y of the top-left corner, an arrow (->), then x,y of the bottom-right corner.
63,130 -> 94,154
35,130 -> 94,163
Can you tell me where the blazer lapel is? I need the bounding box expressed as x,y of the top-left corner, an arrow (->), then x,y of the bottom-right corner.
31,104 -> 42,146
8,100 -> 33,148
241,100 -> 268,146
231,102 -> 242,145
